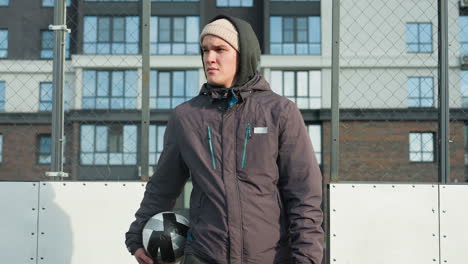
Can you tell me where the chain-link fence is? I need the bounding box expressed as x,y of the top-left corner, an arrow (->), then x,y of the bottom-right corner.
0,2 -> 466,259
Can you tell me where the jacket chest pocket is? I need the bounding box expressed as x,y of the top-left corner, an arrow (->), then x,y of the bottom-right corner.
237,120 -> 277,173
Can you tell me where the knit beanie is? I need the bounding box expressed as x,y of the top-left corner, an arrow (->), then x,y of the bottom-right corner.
200,18 -> 239,52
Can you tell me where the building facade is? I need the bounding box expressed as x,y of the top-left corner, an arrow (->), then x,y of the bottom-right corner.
0,0 -> 467,196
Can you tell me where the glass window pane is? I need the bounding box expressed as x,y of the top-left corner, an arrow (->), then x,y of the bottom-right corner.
422,133 -> 433,152
84,17 -> 98,42
284,72 -> 295,96
97,71 -> 109,96
82,70 -> 96,96
271,71 -> 283,95
113,17 -> 125,42
112,71 -> 124,96
98,17 -> 111,42
173,71 -> 185,96
270,17 -> 282,43
159,72 -> 171,96
173,18 -> 185,42
149,125 -> 156,152
125,70 -> 138,97
309,71 -> 321,97
420,77 -> 433,98
419,23 -> 432,43
186,17 -> 200,43
159,17 -> 171,42
409,133 -> 421,152
460,16 -> 468,54
124,125 -> 137,153
150,70 -> 158,97
80,125 -> 95,152
186,70 -> 199,97
150,17 -> 158,43
297,71 -> 308,96
126,16 -> 140,45
95,126 -> 108,152
309,17 -> 321,43
408,77 -> 419,98
406,23 -> 418,44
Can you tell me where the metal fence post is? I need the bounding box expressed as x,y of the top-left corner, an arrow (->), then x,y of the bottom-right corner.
47,0 -> 70,179
438,0 -> 449,184
140,0 -> 151,179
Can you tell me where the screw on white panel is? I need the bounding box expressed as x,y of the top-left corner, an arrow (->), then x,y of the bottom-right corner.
392,185 -> 395,188
32,208 -> 36,211
432,233 -> 436,237
412,185 -> 415,188
442,210 -> 446,213
443,260 -> 447,263
82,183 -> 86,186
141,184 -> 145,187
443,235 -> 447,238
123,183 -> 126,186
432,208 -> 436,213
333,234 -> 336,237
373,185 -> 376,188
63,183 -> 66,186
351,185 -> 355,188
333,259 -> 336,262
104,183 -> 108,186
332,185 -> 335,188
30,257 -> 34,260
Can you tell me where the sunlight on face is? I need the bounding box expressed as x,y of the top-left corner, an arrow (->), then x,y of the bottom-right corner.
201,35 -> 239,88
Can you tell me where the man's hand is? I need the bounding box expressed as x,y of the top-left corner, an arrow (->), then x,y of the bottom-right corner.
134,248 -> 155,264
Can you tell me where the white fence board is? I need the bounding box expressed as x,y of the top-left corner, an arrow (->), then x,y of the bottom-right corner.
330,183 -> 440,264
37,181 -> 146,264
440,184 -> 468,264
0,182 -> 39,264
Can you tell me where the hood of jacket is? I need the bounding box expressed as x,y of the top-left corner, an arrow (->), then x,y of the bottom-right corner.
200,14 -> 262,88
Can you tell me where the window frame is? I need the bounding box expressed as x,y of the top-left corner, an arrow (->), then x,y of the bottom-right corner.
82,69 -> 138,110
83,16 -> 140,55
150,16 -> 200,55
270,16 -> 321,55
37,134 -> 52,165
80,124 -> 137,165
407,76 -> 434,108
270,70 -> 321,109
409,132 -> 435,163
406,22 -> 433,53
149,69 -> 199,109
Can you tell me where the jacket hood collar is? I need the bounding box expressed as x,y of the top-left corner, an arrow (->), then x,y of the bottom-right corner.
199,72 -> 270,102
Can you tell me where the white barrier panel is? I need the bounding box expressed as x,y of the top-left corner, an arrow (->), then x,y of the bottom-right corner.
330,183 -> 440,264
0,182 -> 39,264
440,185 -> 468,264
37,182 -> 146,264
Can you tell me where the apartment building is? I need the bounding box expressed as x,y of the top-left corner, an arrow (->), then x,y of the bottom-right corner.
0,0 -> 466,187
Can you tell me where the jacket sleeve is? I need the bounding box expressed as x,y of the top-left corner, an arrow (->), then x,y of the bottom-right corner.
125,111 -> 190,255
276,101 -> 324,264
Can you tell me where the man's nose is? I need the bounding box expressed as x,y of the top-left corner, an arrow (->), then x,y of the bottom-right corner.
206,51 -> 216,63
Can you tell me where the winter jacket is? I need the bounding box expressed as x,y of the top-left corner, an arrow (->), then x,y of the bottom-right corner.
125,15 -> 323,264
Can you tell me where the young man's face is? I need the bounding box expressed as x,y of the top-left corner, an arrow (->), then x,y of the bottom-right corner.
201,35 -> 239,88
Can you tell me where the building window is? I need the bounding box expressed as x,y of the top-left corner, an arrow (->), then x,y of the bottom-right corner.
0,134 -> 3,163
271,70 -> 321,109
40,82 -> 53,111
216,0 -> 253,7
307,124 -> 321,165
0,0 -> 9,6
0,81 -> 5,111
149,125 -> 166,165
150,70 -> 199,109
460,16 -> 468,54
80,124 -> 137,165
461,70 -> 468,108
150,16 -> 200,55
406,23 -> 432,53
42,0 -> 71,6
37,135 -> 66,164
270,16 -> 321,55
465,124 -> 468,165
82,70 -> 138,109
0,29 -> 7,58
407,77 -> 434,107
83,16 -> 139,54
409,132 -> 434,162
41,31 -> 70,59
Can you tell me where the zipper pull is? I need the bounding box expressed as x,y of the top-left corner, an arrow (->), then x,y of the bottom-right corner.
247,123 -> 252,138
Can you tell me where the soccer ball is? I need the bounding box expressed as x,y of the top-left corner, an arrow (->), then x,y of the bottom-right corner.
142,211 -> 189,264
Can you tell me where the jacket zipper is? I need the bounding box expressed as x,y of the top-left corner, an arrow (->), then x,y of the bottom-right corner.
241,123 -> 251,168
207,126 -> 216,169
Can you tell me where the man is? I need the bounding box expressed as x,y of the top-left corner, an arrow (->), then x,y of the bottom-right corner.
125,15 -> 324,264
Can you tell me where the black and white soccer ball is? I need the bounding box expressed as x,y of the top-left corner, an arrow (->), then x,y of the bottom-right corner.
142,211 -> 189,264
